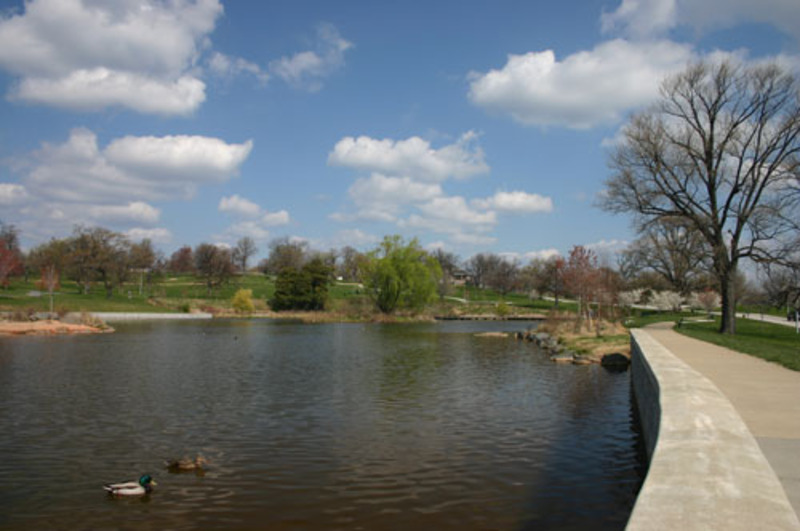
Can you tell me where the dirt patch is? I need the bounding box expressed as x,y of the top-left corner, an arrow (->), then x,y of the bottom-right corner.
474,332 -> 510,338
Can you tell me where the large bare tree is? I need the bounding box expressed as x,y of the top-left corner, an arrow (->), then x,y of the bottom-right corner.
622,217 -> 710,295
232,237 -> 258,272
602,60 -> 800,334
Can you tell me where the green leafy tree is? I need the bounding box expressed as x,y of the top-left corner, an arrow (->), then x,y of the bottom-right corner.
304,256 -> 333,310
271,267 -> 309,311
361,235 -> 441,314
270,257 -> 333,311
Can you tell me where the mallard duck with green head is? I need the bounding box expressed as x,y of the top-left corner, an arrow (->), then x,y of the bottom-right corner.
103,474 -> 156,496
165,455 -> 209,472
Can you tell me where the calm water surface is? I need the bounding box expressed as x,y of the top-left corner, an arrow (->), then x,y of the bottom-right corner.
0,320 -> 644,530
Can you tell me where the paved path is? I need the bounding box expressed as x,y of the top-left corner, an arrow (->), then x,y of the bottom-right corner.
645,322 -> 800,517
738,312 -> 799,329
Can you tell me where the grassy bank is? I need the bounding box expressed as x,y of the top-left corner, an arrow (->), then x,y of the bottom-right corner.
677,317 -> 800,371
536,313 -> 631,361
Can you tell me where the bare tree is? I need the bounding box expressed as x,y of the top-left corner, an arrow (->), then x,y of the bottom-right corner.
168,245 -> 194,273
466,253 -> 500,290
337,246 -> 363,282
194,243 -> 235,295
28,238 -> 69,310
66,226 -> 130,298
561,246 -> 600,330
129,239 -> 159,295
0,222 -> 23,287
601,60 -> 800,334
538,256 -> 565,307
432,248 -> 460,299
761,262 -> 800,312
232,237 -> 258,272
264,237 -> 308,275
486,257 -> 519,298
622,217 -> 710,295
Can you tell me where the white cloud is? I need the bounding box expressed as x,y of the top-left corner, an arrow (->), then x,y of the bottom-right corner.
6,128 -> 253,243
219,194 -> 261,218
468,39 -> 693,129
0,0 -> 222,114
603,0 -> 800,42
209,52 -> 269,84
270,23 -> 352,91
105,135 -> 253,184
0,183 -> 29,205
25,129 -> 253,203
403,196 -> 497,245
216,194 -> 289,245
12,69 -> 206,116
262,210 -> 290,226
450,233 -> 498,246
89,201 -> 160,224
126,227 -> 172,244
417,196 -> 496,227
601,0 -> 677,39
585,238 -> 629,257
473,190 -> 553,213
330,229 -> 380,249
524,248 -> 562,261
344,173 -> 442,221
329,131 -> 489,182
218,221 -> 271,242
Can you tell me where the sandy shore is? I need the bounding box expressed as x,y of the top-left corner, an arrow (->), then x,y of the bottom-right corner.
0,320 -> 111,336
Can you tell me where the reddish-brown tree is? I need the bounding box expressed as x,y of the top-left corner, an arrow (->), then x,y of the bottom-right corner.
0,240 -> 22,288
561,246 -> 600,331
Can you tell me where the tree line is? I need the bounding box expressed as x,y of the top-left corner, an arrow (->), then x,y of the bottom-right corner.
1,219 -> 798,319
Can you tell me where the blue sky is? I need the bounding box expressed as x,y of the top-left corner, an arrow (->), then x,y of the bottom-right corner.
1,0 -> 798,263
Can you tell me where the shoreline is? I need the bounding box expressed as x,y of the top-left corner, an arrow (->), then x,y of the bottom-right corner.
0,319 -> 112,336
0,310 -> 548,335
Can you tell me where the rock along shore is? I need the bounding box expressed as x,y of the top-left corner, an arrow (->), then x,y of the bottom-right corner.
516,328 -> 630,368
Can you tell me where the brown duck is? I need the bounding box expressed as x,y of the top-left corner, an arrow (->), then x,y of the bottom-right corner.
164,456 -> 209,472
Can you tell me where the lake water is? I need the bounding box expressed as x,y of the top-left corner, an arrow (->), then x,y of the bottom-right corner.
0,319 -> 644,530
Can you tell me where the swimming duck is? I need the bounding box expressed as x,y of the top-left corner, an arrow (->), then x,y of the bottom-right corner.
165,455 -> 208,472
103,474 -> 156,496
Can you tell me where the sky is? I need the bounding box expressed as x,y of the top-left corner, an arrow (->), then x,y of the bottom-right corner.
0,0 -> 799,264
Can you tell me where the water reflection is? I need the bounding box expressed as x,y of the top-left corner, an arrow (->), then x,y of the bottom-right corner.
0,320 -> 642,530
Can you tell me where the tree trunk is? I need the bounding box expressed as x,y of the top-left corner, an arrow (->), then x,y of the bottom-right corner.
719,268 -> 737,335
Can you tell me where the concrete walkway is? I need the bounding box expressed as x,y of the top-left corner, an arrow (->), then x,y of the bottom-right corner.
645,322 -> 800,518
739,312 -> 799,329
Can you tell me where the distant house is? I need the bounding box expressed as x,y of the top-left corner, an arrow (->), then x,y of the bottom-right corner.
450,269 -> 472,286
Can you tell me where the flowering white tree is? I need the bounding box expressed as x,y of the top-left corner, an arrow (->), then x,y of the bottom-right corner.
651,290 -> 683,312
618,289 -> 643,309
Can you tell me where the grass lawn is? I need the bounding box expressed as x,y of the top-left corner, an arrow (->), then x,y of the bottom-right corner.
623,310 -> 693,328
448,285 -> 578,312
677,317 -> 800,371
1,272 -> 558,319
0,273 -> 275,314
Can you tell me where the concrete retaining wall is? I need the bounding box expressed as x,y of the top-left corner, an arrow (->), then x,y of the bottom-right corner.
82,312 -> 213,322
627,329 -> 800,530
